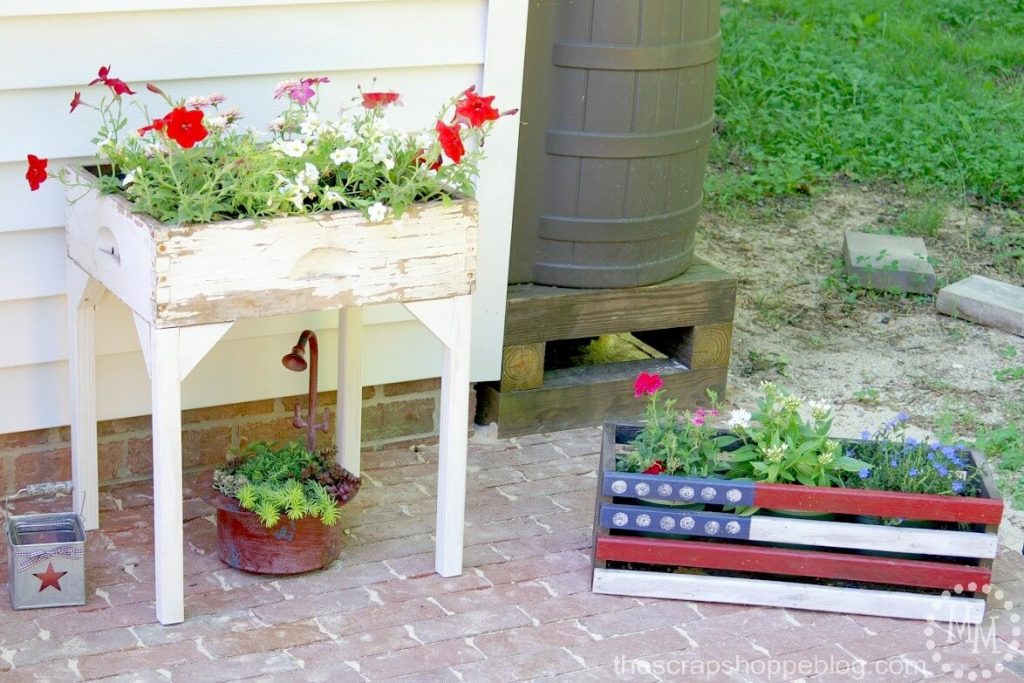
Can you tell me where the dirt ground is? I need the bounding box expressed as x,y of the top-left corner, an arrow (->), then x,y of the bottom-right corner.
696,186 -> 1024,543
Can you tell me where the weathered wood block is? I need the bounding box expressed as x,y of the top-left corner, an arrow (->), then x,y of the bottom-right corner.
592,422 -> 1004,624
843,231 -> 937,294
936,275 -> 1024,337
478,260 -> 736,437
66,170 -> 478,328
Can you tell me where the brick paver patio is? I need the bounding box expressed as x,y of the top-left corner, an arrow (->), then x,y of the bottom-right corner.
2,426 -> 1022,682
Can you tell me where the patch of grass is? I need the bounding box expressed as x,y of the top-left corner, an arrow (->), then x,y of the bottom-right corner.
852,387 -> 880,404
976,423 -> 1024,507
707,0 -> 1024,208
741,350 -> 789,377
995,366 -> 1024,382
1000,346 -> 1019,360
896,203 -> 946,237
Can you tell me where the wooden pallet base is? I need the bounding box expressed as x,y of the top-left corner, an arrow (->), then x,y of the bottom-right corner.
477,259 -> 736,437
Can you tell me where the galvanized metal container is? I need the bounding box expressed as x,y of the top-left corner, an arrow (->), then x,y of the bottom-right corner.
7,513 -> 86,609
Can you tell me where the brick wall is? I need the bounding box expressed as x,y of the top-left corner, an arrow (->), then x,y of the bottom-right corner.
0,379 -> 476,496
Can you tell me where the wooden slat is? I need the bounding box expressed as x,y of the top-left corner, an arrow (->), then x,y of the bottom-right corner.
749,516 -> 998,559
0,66 -> 478,165
595,536 -> 993,591
755,481 -> 1003,525
476,361 -> 725,437
0,2 -> 486,91
503,259 -> 736,345
592,568 -> 988,624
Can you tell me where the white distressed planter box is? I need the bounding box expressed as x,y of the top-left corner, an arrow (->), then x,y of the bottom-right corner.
65,170 -> 478,624
66,170 -> 478,327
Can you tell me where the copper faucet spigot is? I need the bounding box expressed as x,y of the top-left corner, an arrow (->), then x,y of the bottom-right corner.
282,330 -> 330,451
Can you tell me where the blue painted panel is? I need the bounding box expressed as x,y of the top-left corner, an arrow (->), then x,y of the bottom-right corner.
599,503 -> 751,540
602,472 -> 755,505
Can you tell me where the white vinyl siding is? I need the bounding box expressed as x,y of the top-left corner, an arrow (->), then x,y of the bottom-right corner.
0,0 -> 526,433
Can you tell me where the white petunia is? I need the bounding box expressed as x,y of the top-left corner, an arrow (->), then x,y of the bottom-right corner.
206,115 -> 228,129
367,202 -> 388,223
325,191 -> 345,205
330,147 -> 359,165
303,162 -> 320,183
372,143 -> 394,170
289,190 -> 305,209
415,132 -> 435,150
121,167 -> 142,188
299,113 -> 322,138
281,140 -> 308,158
337,120 -> 358,141
727,409 -> 752,430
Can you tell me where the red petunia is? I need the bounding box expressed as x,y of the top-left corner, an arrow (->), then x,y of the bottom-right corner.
415,149 -> 443,172
361,91 -> 401,109
633,372 -> 664,398
88,65 -> 135,97
435,120 -> 465,164
25,154 -> 48,191
161,107 -> 208,148
138,114 -> 168,136
454,86 -> 500,128
642,461 -> 666,475
69,91 -> 83,113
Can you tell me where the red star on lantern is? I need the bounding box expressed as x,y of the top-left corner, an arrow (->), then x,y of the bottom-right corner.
33,562 -> 67,592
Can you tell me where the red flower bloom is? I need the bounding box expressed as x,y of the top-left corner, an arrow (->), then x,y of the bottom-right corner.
88,65 -> 135,97
138,114 -> 168,136
633,372 -> 664,398
642,461 -> 666,475
361,91 -> 401,109
454,86 -> 500,128
25,154 -> 48,191
69,91 -> 83,113
88,65 -> 111,86
415,148 -> 443,172
435,120 -> 465,164
161,107 -> 208,149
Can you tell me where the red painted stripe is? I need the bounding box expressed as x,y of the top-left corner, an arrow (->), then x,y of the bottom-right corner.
754,484 -> 1003,524
596,536 -> 992,591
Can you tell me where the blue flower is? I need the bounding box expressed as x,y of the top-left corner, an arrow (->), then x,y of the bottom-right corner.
909,468 -> 919,477
905,436 -> 919,447
940,445 -> 956,459
896,412 -> 910,423
926,453 -> 935,461
860,430 -> 871,441
933,464 -> 949,476
858,468 -> 871,479
890,458 -> 899,467
952,480 -> 964,493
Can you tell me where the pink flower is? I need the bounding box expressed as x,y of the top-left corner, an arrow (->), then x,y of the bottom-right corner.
691,408 -> 707,427
361,91 -> 402,109
633,372 -> 663,398
69,91 -> 83,113
274,78 -> 328,105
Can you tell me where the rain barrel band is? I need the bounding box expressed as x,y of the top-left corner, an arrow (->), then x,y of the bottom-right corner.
546,117 -> 714,158
552,32 -> 721,71
538,199 -> 702,243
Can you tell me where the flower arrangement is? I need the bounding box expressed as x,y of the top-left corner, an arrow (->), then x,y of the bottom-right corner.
619,374 -> 981,500
27,65 -> 515,224
212,440 -> 361,528
848,414 -> 979,497
726,381 -> 868,487
617,372 -> 733,478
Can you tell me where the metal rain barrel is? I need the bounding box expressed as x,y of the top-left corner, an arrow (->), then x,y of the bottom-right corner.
526,0 -> 720,288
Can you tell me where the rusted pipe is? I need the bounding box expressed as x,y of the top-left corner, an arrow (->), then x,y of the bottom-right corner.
282,330 -> 330,451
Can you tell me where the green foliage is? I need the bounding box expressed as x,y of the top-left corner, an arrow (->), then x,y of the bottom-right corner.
726,382 -> 868,487
994,366 -> 1024,382
848,415 -> 980,497
66,78 -> 502,224
213,440 -> 359,528
619,389 -> 733,478
977,423 -> 1024,506
708,0 -> 1024,207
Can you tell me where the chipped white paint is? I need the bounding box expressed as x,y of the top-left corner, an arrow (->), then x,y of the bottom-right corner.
66,173 -> 478,328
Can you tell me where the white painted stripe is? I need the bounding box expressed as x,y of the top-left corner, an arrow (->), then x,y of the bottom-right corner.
593,568 -> 987,625
750,515 -> 998,559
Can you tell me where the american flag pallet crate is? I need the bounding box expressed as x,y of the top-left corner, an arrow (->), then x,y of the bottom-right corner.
591,423 -> 1005,625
